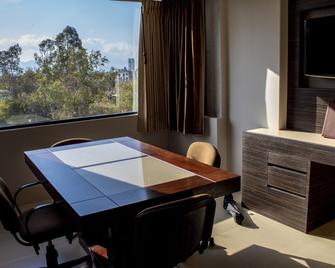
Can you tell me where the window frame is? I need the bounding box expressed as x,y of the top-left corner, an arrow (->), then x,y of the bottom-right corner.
0,0 -> 141,131
0,111 -> 137,131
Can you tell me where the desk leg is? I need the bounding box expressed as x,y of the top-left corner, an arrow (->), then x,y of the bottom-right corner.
106,227 -> 115,265
223,194 -> 244,225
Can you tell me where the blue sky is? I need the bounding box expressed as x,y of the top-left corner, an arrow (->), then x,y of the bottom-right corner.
0,0 -> 141,69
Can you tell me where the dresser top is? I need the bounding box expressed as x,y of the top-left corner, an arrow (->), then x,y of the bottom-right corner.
247,128 -> 335,148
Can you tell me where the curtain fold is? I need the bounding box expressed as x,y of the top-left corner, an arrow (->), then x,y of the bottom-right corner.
138,0 -> 205,134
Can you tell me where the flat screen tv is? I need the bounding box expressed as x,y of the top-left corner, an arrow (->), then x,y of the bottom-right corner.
304,15 -> 335,78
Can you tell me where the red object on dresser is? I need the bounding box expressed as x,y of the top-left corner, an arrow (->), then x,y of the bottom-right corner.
322,101 -> 335,139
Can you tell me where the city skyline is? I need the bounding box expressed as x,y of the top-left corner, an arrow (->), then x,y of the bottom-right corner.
0,0 -> 141,70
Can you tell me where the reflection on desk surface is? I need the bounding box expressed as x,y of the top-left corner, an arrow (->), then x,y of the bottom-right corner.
51,142 -> 146,168
75,155 -> 195,190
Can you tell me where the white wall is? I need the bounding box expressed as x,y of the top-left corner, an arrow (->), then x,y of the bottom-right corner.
0,115 -> 168,205
168,0 -> 283,174
227,0 -> 282,173
0,0 -> 284,205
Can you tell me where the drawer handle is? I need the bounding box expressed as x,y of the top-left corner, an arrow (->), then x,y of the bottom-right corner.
268,163 -> 307,175
267,185 -> 306,199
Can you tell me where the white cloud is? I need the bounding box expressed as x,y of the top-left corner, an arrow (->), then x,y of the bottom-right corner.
0,38 -> 13,47
83,38 -> 135,56
103,42 -> 133,54
20,49 -> 36,63
18,34 -> 47,47
0,34 -> 47,49
0,34 -> 137,67
0,34 -> 48,62
84,38 -> 105,46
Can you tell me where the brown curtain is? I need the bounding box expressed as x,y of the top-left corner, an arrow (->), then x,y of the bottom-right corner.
138,0 -> 167,132
138,0 -> 205,134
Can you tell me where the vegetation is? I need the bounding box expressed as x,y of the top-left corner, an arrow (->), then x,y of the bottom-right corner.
0,26 -> 135,127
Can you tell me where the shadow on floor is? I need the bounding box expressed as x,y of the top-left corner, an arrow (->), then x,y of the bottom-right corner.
240,210 -> 259,229
310,219 -> 335,242
185,244 -> 335,268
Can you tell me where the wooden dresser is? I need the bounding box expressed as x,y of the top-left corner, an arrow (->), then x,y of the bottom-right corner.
242,128 -> 335,232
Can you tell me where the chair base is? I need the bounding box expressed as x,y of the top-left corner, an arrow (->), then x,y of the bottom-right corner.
55,255 -> 92,268
223,194 -> 244,225
209,237 -> 215,247
44,241 -> 92,268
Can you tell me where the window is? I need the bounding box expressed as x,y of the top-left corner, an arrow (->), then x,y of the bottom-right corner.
0,0 -> 141,129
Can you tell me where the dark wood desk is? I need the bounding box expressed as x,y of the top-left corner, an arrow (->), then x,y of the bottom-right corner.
243,129 -> 335,232
25,137 -> 240,229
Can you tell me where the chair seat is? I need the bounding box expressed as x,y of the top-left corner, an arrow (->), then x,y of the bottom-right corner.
19,203 -> 74,243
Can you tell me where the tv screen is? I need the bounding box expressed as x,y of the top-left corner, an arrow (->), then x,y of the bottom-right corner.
304,15 -> 335,78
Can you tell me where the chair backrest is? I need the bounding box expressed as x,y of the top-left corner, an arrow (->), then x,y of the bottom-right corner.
0,177 -> 20,233
186,142 -> 221,168
133,194 -> 216,268
51,138 -> 92,148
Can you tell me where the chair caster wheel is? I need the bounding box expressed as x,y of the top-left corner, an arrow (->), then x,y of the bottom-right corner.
209,237 -> 215,247
234,213 -> 244,225
223,194 -> 244,225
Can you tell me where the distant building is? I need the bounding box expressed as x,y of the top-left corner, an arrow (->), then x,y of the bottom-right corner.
109,58 -> 137,105
0,90 -> 10,101
116,67 -> 132,83
128,58 -> 135,72
112,58 -> 137,84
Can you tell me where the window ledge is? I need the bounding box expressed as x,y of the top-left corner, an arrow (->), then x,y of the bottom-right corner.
0,112 -> 138,133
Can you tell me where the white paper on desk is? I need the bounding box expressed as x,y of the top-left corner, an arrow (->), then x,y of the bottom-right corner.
52,142 -> 146,168
75,156 -> 195,188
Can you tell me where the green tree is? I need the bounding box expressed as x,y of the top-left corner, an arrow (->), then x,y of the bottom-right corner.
34,26 -> 108,83
0,44 -> 23,95
17,68 -> 38,94
0,25 -> 135,126
26,26 -> 112,118
0,100 -> 10,121
0,44 -> 22,77
118,81 -> 134,112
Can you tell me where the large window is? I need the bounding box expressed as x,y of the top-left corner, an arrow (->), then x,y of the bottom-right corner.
0,0 -> 141,128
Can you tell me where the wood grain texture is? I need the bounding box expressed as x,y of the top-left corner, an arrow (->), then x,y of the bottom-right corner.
287,0 -> 335,133
25,137 -> 240,224
267,166 -> 307,196
114,137 -> 240,198
242,132 -> 308,231
268,152 -> 308,173
243,131 -> 335,232
113,137 -> 239,184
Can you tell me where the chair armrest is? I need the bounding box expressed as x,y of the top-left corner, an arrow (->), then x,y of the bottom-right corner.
24,202 -> 60,238
14,181 -> 48,214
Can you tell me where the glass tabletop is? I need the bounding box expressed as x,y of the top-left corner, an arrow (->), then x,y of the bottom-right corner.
74,155 -> 195,195
51,142 -> 146,168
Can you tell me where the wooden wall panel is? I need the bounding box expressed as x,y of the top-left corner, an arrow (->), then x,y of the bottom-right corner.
287,0 -> 335,133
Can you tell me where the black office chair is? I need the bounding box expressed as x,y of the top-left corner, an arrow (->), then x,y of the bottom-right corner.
87,194 -> 216,268
51,138 -> 92,148
133,194 -> 216,268
0,177 -> 92,267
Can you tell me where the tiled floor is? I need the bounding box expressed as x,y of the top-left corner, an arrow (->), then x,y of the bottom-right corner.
0,231 -> 86,268
184,201 -> 335,268
1,197 -> 334,268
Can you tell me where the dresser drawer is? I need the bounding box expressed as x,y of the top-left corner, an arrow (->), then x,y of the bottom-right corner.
268,165 -> 307,196
268,152 -> 308,173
